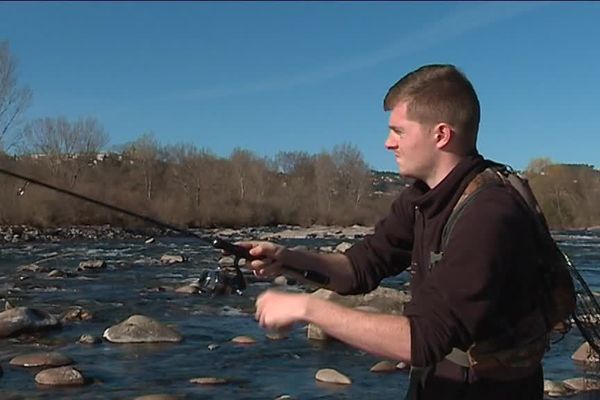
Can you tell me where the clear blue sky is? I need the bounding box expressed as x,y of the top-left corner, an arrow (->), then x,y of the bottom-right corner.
1,2 -> 599,171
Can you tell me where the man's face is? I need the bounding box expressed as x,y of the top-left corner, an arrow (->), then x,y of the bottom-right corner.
385,102 -> 437,182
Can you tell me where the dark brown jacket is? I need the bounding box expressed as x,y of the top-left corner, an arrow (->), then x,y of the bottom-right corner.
345,154 -> 543,399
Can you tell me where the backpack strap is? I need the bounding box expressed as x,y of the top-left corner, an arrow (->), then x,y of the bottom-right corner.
438,164 -> 552,373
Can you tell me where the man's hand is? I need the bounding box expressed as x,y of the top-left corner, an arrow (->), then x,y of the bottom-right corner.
255,289 -> 310,331
237,241 -> 287,278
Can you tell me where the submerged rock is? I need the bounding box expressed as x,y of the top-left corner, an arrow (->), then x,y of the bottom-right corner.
572,341 -> 600,363
231,335 -> 256,344
307,287 -> 410,340
370,360 -> 397,373
544,379 -> 574,397
103,315 -> 183,343
35,366 -> 85,386
189,376 -> 228,385
78,334 -> 101,344
60,307 -> 93,322
9,352 -> 73,368
77,260 -> 107,271
0,307 -> 60,338
160,254 -> 185,264
315,368 -> 352,385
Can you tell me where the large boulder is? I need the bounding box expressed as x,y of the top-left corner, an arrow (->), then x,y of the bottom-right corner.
9,352 -> 73,368
35,366 -> 85,386
0,307 -> 60,338
572,342 -> 600,363
307,287 -> 410,340
103,315 -> 183,343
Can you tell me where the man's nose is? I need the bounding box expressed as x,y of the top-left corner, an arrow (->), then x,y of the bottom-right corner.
385,132 -> 397,150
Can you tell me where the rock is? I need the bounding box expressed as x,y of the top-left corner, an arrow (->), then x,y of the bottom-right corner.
48,269 -> 66,278
160,254 -> 185,264
78,334 -> 100,344
35,366 -> 85,386
5,299 -> 15,310
563,377 -> 600,392
61,307 -> 93,322
103,315 -> 183,343
370,360 -> 397,373
319,246 -> 334,253
396,361 -> 408,370
544,379 -> 573,397
175,285 -> 200,294
189,377 -> 228,385
231,335 -> 256,344
266,330 -> 289,340
0,307 -> 60,338
315,368 -> 352,385
77,260 -> 106,271
134,395 -> 181,400
572,341 -> 600,363
334,242 -> 353,253
308,287 -> 410,340
17,263 -> 50,273
218,256 -> 235,267
9,352 -> 73,368
273,276 -> 289,286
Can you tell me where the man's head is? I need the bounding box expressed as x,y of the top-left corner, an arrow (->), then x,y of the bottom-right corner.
383,64 -> 480,186
384,64 -> 480,152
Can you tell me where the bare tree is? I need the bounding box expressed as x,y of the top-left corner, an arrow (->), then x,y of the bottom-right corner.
123,132 -> 160,201
0,41 -> 32,151
19,116 -> 108,156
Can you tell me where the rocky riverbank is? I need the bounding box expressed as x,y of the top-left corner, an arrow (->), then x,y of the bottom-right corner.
0,224 -> 375,244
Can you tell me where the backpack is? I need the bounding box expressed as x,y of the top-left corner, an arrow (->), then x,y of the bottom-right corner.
438,163 -> 576,372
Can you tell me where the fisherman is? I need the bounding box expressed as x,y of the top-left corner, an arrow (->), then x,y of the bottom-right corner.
243,64 -> 547,399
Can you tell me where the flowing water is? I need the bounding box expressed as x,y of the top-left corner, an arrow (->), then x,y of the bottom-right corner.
0,231 -> 599,399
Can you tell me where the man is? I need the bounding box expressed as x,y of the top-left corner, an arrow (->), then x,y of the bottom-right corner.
244,64 -> 544,399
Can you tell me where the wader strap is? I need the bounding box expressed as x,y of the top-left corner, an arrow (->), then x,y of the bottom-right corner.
445,347 -> 471,368
405,366 -> 433,400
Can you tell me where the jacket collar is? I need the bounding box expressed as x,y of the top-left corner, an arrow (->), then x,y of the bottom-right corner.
413,153 -> 487,219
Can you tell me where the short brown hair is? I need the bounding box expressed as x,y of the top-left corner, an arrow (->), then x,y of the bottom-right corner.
384,64 -> 480,148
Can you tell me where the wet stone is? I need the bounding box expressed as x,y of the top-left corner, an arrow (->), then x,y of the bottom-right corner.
77,259 -> 106,271
61,307 -> 93,322
190,376 -> 228,385
563,377 -> 600,392
9,352 -> 73,368
544,379 -> 575,397
370,360 -> 397,373
175,285 -> 200,294
315,368 -> 352,385
47,269 -> 66,278
231,335 -> 256,344
17,263 -> 50,273
160,254 -> 185,264
78,334 -> 101,344
103,314 -> 183,343
35,366 -> 85,386
0,307 -> 60,338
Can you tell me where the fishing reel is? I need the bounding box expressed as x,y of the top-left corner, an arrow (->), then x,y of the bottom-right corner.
197,263 -> 246,296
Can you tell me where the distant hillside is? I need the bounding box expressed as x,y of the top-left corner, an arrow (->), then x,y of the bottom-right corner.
370,170 -> 411,197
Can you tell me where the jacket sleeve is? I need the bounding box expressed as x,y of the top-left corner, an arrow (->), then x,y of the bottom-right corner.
343,189 -> 416,294
405,187 -> 539,367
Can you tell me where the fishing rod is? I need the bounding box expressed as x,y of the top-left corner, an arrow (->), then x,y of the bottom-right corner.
0,166 -> 330,293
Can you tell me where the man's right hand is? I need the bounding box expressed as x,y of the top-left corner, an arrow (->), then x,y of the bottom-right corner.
236,241 -> 288,278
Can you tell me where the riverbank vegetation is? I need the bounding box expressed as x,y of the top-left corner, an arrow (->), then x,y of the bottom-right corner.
1,41 -> 598,230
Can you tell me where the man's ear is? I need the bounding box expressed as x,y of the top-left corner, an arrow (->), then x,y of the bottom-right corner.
433,123 -> 454,149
